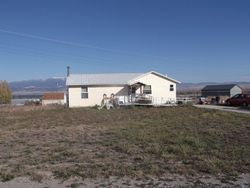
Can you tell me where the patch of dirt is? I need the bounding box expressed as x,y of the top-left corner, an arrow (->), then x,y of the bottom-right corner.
0,174 -> 249,188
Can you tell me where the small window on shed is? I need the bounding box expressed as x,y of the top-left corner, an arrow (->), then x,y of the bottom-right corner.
170,84 -> 174,91
81,87 -> 88,99
143,85 -> 152,94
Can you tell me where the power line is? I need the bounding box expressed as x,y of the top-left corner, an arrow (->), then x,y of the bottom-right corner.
0,45 -> 153,67
0,43 -> 149,66
0,28 -> 183,62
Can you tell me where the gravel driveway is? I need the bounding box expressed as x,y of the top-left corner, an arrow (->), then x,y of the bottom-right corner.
194,105 -> 250,115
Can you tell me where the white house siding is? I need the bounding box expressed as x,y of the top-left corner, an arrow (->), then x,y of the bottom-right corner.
68,85 -> 129,107
230,86 -> 242,97
133,73 -> 177,104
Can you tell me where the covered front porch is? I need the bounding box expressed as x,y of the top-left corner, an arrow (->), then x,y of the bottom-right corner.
116,82 -> 176,106
127,82 -> 152,104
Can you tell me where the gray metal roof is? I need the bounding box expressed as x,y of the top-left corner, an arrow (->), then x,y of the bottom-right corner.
66,73 -> 143,86
201,84 -> 239,91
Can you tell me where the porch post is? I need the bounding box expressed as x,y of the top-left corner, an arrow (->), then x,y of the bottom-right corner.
140,85 -> 143,94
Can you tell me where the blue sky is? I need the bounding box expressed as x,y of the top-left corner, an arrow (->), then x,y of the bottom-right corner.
0,0 -> 249,82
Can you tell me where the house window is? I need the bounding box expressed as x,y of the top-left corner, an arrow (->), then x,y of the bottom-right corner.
81,87 -> 88,98
170,84 -> 174,91
143,85 -> 152,94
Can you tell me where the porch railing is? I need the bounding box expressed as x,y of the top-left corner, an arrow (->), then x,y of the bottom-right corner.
116,95 -> 176,105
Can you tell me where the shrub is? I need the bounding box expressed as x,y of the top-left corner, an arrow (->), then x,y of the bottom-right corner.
0,80 -> 12,104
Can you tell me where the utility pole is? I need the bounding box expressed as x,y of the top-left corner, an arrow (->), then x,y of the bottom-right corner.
66,66 -> 70,107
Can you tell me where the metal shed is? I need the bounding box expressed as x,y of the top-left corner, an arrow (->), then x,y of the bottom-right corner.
201,84 -> 242,98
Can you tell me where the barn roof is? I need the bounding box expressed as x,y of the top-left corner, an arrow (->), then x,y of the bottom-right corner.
66,71 -> 180,86
201,84 -> 239,91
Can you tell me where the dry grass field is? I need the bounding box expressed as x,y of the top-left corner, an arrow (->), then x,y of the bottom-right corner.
0,106 -> 250,186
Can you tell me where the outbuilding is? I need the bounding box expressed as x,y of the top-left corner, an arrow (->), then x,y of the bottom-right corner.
201,84 -> 242,103
42,92 -> 65,106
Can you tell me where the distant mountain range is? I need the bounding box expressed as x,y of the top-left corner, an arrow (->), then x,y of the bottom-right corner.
8,78 -> 250,95
10,78 -> 66,95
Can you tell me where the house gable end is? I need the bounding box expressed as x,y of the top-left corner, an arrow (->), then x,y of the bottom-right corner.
128,71 -> 180,85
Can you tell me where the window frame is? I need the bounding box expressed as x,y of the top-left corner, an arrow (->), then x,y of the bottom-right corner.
143,85 -> 152,94
170,84 -> 174,91
232,94 -> 240,99
81,87 -> 88,99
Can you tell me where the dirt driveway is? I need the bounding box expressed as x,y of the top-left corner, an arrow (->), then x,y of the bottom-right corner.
194,104 -> 250,115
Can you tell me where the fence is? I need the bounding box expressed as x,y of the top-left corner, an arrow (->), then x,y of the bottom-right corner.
116,95 -> 176,106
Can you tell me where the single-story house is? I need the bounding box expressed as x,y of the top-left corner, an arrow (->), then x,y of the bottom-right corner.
66,71 -> 180,108
42,92 -> 66,106
201,84 -> 242,103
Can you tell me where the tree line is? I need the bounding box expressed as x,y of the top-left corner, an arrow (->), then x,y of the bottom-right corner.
0,81 -> 12,104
